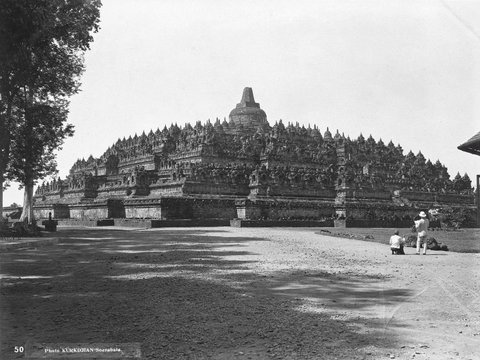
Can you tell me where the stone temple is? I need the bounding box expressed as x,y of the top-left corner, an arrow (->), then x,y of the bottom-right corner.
33,88 -> 477,227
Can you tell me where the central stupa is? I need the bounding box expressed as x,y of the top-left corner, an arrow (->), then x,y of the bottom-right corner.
229,87 -> 269,132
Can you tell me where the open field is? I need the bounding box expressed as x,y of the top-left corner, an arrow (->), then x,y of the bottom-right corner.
1,227 -> 479,359
321,227 -> 480,253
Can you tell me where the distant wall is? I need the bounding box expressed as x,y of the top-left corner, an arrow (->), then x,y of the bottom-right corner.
2,206 -> 22,219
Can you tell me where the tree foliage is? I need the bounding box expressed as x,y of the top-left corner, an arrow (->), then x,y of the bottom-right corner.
8,100 -> 74,185
0,0 -> 101,221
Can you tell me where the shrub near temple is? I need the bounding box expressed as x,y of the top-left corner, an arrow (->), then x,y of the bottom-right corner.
405,234 -> 448,251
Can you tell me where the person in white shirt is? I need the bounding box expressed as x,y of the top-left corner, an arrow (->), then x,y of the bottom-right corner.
389,230 -> 405,255
414,211 -> 430,255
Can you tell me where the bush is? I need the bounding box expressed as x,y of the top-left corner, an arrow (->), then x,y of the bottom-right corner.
426,236 -> 441,250
406,234 -> 417,247
405,234 -> 448,251
439,207 -> 477,229
12,222 -> 43,237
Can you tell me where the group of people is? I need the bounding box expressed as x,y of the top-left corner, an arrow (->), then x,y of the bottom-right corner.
389,211 -> 430,255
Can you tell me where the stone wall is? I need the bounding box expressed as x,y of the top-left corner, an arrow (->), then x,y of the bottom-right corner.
346,219 -> 412,228
33,204 -> 70,220
123,198 -> 191,219
267,186 -> 336,199
96,187 -> 130,198
236,199 -> 335,221
70,205 -> 110,220
184,182 -> 250,196
191,198 -> 236,219
348,190 -> 392,200
149,183 -> 185,197
2,206 -> 22,219
124,199 -> 163,219
69,199 -> 124,220
62,189 -> 91,201
230,219 -> 334,227
347,202 -> 415,220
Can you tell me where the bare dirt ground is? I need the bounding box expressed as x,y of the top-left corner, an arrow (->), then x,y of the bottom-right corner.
1,227 -> 479,360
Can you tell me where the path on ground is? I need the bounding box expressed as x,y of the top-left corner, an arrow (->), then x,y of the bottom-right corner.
0,227 -> 479,359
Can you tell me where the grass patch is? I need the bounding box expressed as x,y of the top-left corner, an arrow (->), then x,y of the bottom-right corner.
319,227 -> 480,253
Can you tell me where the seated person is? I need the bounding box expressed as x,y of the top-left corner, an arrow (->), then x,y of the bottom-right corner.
389,230 -> 405,255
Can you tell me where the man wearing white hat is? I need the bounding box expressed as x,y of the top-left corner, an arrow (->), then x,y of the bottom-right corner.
414,211 -> 430,255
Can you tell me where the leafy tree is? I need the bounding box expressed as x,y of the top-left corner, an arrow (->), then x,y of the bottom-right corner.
9,100 -> 74,221
0,0 -> 101,222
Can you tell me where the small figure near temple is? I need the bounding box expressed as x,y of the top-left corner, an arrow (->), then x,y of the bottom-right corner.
42,212 -> 57,232
389,229 -> 405,255
415,211 -> 430,255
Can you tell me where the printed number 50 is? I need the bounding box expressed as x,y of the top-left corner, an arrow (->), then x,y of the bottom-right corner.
14,346 -> 24,353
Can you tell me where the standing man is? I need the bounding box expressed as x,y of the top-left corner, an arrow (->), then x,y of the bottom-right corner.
415,211 -> 430,255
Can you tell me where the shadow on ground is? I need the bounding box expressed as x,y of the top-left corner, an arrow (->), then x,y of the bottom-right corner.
1,228 -> 414,359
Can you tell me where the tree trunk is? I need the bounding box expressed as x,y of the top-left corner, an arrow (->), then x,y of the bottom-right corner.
0,178 -> 3,220
19,86 -> 35,225
1,84 -> 14,223
19,181 -> 34,224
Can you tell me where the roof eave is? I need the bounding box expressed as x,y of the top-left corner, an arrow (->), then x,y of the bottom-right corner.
457,144 -> 480,156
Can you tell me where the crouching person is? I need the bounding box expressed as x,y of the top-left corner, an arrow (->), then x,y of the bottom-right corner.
389,230 -> 405,255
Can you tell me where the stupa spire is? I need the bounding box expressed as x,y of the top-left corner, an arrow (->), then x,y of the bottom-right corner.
238,87 -> 260,108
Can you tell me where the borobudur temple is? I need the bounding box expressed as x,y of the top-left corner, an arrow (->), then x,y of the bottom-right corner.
33,88 -> 477,227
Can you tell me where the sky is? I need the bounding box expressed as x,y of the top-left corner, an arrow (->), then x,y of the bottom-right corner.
4,0 -> 480,205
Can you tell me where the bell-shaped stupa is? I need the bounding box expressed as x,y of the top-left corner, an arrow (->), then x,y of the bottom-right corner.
229,87 -> 269,133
